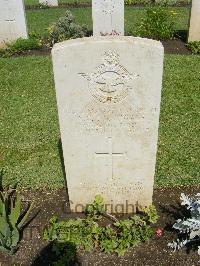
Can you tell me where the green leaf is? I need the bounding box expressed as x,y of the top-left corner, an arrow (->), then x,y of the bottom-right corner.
10,227 -> 19,248
0,193 -> 4,216
18,201 -> 34,229
0,216 -> 10,238
8,194 -> 21,227
0,244 -> 11,254
0,231 -> 6,247
0,192 -> 7,220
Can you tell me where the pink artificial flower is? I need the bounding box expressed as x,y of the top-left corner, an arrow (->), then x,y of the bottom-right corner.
156,228 -> 163,237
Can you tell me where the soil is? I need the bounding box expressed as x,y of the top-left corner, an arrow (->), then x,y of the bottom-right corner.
162,39 -> 191,55
0,186 -> 199,266
16,38 -> 191,58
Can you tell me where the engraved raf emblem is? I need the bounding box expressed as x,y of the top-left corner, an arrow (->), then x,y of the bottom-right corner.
101,0 -> 115,15
80,51 -> 139,104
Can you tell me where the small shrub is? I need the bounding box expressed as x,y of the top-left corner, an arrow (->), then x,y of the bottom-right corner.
0,186 -> 34,254
85,194 -> 105,218
136,6 -> 176,40
187,41 -> 200,54
8,37 -> 41,52
124,0 -> 153,4
44,196 -> 158,264
38,2 -> 49,9
155,0 -> 191,6
0,35 -> 41,57
47,10 -> 88,45
168,193 -> 200,255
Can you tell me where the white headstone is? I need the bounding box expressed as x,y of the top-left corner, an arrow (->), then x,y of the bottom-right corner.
0,0 -> 28,45
92,0 -> 124,36
39,0 -> 58,6
52,37 -> 164,213
188,0 -> 200,42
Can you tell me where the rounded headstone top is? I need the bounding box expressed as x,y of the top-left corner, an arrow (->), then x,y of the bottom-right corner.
52,36 -> 163,54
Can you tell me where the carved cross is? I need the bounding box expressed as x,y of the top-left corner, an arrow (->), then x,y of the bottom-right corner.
95,137 -> 126,179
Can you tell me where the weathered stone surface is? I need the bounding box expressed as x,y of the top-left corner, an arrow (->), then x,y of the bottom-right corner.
52,37 -> 164,213
0,0 -> 27,45
39,0 -> 58,6
92,0 -> 124,36
188,0 -> 200,42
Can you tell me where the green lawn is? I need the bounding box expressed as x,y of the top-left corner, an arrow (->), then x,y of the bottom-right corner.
25,7 -> 190,36
0,54 -> 199,189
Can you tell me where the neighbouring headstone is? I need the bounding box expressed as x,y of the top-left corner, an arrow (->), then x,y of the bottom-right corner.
188,0 -> 200,42
39,0 -> 58,6
0,0 -> 28,45
52,37 -> 164,213
92,0 -> 124,36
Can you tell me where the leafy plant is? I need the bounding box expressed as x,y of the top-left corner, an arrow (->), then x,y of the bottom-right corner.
47,10 -> 88,45
155,0 -> 191,6
136,6 -> 176,40
44,196 -> 158,264
0,186 -> 34,254
124,0 -> 153,4
0,35 -> 41,58
38,2 -> 49,9
85,194 -> 105,218
187,41 -> 200,55
168,193 -> 200,255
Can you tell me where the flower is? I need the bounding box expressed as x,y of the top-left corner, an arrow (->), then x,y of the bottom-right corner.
170,11 -> 178,16
156,228 -> 163,237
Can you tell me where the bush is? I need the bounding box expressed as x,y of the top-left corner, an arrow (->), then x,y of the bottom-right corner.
187,41 -> 200,54
0,185 -> 33,254
44,195 -> 158,264
0,35 -> 41,57
168,193 -> 200,256
155,0 -> 191,6
116,0 -> 191,5
125,0 -> 153,4
8,37 -> 41,52
47,10 -> 88,45
136,6 -> 176,40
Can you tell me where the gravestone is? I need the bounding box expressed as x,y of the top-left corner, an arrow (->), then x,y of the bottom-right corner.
92,0 -> 124,36
188,0 -> 200,42
39,0 -> 58,6
52,37 -> 164,213
0,0 -> 28,45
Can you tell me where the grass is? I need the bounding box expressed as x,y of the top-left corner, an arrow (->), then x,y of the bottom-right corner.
25,7 -> 190,36
0,54 -> 199,189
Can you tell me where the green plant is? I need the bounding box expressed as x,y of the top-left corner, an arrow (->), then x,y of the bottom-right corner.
44,196 -> 158,264
38,2 -> 49,9
85,194 -> 105,218
8,37 -> 41,52
47,10 -> 88,45
168,193 -> 200,255
0,36 -> 41,57
125,0 -> 153,5
187,41 -> 200,54
155,0 -> 191,6
0,186 -> 34,254
136,6 -> 176,39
